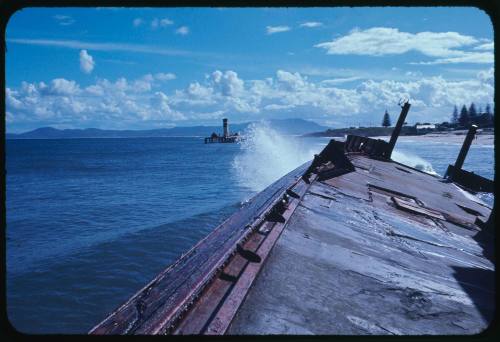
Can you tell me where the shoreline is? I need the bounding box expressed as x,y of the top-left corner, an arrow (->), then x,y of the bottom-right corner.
304,130 -> 494,146
6,130 -> 494,145
373,130 -> 494,146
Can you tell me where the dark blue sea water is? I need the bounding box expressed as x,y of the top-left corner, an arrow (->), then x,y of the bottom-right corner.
6,127 -> 494,334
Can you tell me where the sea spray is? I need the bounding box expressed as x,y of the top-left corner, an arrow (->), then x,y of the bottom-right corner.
231,121 -> 321,192
392,150 -> 438,175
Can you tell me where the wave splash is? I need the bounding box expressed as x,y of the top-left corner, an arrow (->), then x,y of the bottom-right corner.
231,121 -> 319,192
392,150 -> 438,175
231,124 -> 439,191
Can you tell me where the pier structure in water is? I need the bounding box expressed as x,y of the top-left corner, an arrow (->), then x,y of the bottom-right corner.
204,118 -> 240,143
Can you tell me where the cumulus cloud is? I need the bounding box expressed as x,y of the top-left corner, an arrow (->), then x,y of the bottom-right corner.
7,68 -> 494,131
209,70 -> 245,96
477,67 -> 494,86
148,92 -> 185,121
300,22 -> 323,28
133,74 -> 154,92
44,78 -> 81,95
79,49 -> 95,74
266,26 -> 291,35
175,26 -> 190,35
6,74 -> 185,129
274,70 -> 310,93
315,27 -> 493,64
174,68 -> 493,124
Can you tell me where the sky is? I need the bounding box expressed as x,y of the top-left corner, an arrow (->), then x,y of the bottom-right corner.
5,7 -> 495,133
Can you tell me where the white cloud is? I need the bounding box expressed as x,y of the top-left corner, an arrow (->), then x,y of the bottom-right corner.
321,77 -> 362,85
264,103 -> 296,111
169,68 -> 494,125
7,68 -> 494,130
154,72 -> 176,81
176,26 -> 190,35
151,18 -> 174,29
276,70 -> 308,91
79,49 -> 95,74
171,82 -> 215,107
45,78 -> 81,95
149,92 -> 186,121
413,52 -> 493,65
300,22 -> 323,28
85,84 -> 104,96
186,82 -> 214,99
266,26 -> 291,35
53,15 -> 75,26
315,27 -> 493,64
8,38 -> 209,58
6,88 -> 23,109
133,18 -> 143,27
316,27 -> 477,56
477,67 -> 494,86
209,70 -> 245,96
160,18 -> 174,26
6,74 -> 186,129
133,74 -> 154,92
473,42 -> 494,50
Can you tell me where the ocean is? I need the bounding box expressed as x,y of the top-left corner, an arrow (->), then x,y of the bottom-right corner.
5,124 -> 494,334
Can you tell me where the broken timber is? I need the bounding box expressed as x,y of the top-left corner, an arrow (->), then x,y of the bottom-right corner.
90,102 -> 494,335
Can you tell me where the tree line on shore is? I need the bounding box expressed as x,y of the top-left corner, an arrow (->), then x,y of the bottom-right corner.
450,103 -> 494,128
380,103 -> 494,130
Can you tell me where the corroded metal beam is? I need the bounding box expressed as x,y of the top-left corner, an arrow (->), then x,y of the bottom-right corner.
387,100 -> 411,158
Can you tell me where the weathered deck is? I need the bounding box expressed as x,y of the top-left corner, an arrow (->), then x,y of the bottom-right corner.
90,115 -> 494,334
228,153 -> 494,334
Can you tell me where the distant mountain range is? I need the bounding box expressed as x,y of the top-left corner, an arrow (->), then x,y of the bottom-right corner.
6,119 -> 328,139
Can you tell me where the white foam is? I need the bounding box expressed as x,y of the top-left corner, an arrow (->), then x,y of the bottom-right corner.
231,121 -> 321,192
453,184 -> 491,208
392,149 -> 438,176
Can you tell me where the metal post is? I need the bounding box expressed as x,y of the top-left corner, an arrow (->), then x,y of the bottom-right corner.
387,101 -> 411,158
454,125 -> 477,170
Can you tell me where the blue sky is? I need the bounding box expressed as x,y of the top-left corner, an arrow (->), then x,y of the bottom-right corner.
5,7 -> 494,132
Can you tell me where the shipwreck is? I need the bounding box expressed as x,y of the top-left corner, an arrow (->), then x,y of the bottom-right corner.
90,100 -> 494,335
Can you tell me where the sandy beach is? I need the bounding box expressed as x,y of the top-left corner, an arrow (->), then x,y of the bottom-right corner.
372,129 -> 494,146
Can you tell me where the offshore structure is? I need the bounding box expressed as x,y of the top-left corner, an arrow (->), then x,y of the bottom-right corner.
204,118 -> 240,143
90,100 -> 494,335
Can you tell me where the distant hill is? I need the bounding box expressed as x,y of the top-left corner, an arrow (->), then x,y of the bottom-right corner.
6,118 -> 328,139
